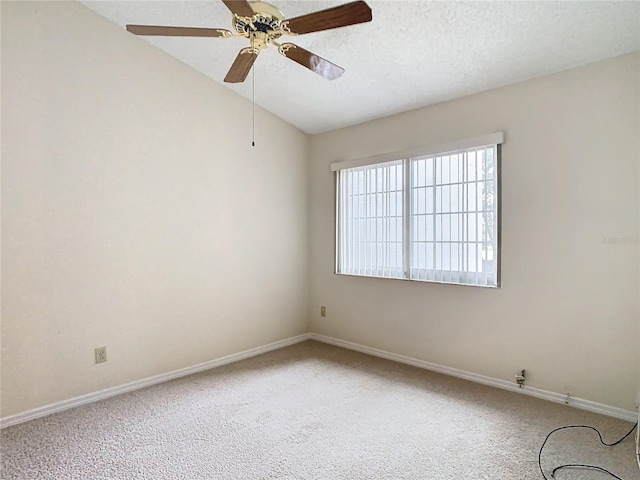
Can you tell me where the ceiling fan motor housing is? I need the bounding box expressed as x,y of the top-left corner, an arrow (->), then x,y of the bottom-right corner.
232,2 -> 285,49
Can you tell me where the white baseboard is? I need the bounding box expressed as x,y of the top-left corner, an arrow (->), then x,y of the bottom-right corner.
3,332 -> 635,428
309,333 -> 637,423
0,333 -> 311,429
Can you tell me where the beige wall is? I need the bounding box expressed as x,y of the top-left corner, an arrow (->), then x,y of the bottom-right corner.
1,1 -> 309,417
2,1 -> 638,420
309,53 -> 640,411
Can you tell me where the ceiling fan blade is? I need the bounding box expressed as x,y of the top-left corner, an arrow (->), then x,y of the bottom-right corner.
284,1 -> 372,35
221,0 -> 255,17
126,25 -> 232,37
279,43 -> 344,81
224,48 -> 259,83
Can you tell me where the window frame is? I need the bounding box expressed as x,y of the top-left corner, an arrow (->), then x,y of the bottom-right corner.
333,133 -> 503,288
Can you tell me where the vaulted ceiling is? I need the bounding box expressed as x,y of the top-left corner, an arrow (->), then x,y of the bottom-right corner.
82,1 -> 639,134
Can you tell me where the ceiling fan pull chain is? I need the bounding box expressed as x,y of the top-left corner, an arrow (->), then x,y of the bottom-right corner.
252,65 -> 256,147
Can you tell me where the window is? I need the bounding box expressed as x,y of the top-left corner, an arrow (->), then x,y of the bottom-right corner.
333,133 -> 502,287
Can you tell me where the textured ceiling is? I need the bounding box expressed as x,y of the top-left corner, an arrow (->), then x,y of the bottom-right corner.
81,1 -> 639,134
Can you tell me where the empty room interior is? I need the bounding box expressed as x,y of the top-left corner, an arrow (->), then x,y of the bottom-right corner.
1,1 -> 640,479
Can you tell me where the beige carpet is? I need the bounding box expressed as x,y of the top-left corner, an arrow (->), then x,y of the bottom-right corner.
1,340 -> 637,479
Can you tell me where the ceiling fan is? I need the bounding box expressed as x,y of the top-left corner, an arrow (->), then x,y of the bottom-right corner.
126,0 -> 372,83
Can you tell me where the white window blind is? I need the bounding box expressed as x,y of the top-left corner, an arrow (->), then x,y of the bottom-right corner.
335,134 -> 501,287
337,160 -> 404,279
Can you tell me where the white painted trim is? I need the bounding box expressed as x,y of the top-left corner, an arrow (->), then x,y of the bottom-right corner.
309,333 -> 637,423
3,332 -> 634,429
0,334 -> 311,429
330,132 -> 504,171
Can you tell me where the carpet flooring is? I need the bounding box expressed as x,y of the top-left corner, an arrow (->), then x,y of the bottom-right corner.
1,340 -> 637,479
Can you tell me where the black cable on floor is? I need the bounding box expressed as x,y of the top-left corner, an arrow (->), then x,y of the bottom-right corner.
551,464 -> 623,479
538,422 -> 637,480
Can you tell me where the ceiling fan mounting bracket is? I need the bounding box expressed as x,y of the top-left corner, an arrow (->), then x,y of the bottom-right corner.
279,21 -> 294,36
216,29 -> 234,38
241,46 -> 261,56
277,43 -> 294,56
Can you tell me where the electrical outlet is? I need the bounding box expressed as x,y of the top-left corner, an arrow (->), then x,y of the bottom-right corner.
94,346 -> 107,364
320,306 -> 326,317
